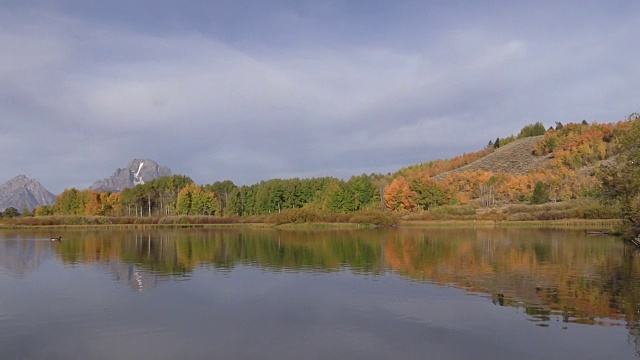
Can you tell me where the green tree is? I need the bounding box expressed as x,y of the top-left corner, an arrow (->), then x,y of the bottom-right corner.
55,188 -> 85,215
409,175 -> 453,210
192,188 -> 219,215
34,205 -> 54,216
518,122 -> 547,138
325,181 -> 355,213
282,178 -> 303,209
204,180 -> 237,216
21,204 -> 32,217
163,175 -> 194,215
177,184 -> 196,215
253,179 -> 287,214
3,207 -> 19,218
348,174 -> 377,211
599,117 -> 640,238
176,183 -> 219,215
532,181 -> 550,204
227,186 -> 246,216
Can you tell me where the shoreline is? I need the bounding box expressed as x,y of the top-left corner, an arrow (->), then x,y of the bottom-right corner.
0,218 -> 621,231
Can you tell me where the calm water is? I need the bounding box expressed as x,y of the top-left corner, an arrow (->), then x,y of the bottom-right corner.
1,227 -> 639,359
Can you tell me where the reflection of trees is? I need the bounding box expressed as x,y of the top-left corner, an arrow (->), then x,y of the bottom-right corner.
18,227 -> 640,338
0,239 -> 49,277
52,229 -> 387,276
384,228 -> 640,328
0,231 -> 58,276
618,250 -> 640,357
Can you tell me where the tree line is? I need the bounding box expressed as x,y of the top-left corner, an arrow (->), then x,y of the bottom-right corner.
15,116 -> 639,235
33,174 -> 389,218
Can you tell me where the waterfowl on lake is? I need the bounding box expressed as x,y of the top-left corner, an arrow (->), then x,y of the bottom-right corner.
50,236 -> 62,242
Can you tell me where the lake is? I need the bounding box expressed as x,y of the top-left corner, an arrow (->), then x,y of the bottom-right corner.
1,227 -> 639,359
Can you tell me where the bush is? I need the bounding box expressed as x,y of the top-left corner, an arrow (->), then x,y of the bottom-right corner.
506,213 -> 536,221
349,210 -> 399,227
269,208 -> 397,226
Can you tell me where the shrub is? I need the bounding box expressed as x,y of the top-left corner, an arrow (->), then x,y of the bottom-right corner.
349,210 -> 399,227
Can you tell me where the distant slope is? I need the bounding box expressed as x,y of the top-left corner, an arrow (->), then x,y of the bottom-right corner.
434,135 -> 552,179
0,175 -> 56,211
90,159 -> 172,192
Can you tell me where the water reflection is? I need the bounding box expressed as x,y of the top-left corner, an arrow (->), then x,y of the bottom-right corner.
48,229 -> 387,276
0,232 -> 56,277
2,227 -> 640,332
106,258 -> 159,292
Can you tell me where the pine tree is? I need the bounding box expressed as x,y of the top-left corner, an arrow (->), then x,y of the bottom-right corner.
21,204 -> 32,217
532,182 -> 550,204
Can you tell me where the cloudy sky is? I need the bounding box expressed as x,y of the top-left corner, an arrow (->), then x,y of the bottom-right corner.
1,1 -> 639,194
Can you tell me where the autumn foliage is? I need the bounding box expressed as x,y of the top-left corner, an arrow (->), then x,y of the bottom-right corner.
26,117 -> 640,220
387,119 -> 636,212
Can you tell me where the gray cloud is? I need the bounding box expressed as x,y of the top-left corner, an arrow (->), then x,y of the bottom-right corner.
1,2 -> 639,193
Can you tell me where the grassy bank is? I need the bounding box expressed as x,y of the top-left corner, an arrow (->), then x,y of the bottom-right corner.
0,215 -> 269,229
0,200 -> 621,230
0,209 -> 400,229
400,199 -> 620,222
400,219 -> 620,229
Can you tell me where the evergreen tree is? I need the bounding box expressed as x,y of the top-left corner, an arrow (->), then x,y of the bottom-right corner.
21,204 -> 32,217
532,182 -> 550,204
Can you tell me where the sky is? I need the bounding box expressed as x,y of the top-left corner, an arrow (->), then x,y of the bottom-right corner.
1,1 -> 639,194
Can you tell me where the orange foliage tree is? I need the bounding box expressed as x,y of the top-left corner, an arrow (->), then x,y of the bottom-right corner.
384,179 -> 417,211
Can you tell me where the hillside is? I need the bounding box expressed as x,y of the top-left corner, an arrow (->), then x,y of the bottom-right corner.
434,135 -> 552,179
3,119 -> 634,218
383,120 -> 634,210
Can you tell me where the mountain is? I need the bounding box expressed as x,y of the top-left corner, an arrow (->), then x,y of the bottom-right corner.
0,175 -> 56,211
89,159 -> 172,192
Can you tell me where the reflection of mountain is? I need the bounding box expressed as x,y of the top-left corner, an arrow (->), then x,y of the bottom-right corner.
106,259 -> 158,292
42,228 -> 640,331
0,236 -> 53,276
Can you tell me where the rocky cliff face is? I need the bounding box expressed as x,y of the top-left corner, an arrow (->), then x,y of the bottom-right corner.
89,159 -> 172,192
0,175 -> 56,211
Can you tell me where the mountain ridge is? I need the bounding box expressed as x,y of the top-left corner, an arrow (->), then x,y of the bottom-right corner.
89,159 -> 172,193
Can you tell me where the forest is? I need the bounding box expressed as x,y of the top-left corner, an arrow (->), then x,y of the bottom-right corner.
8,114 -> 640,232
